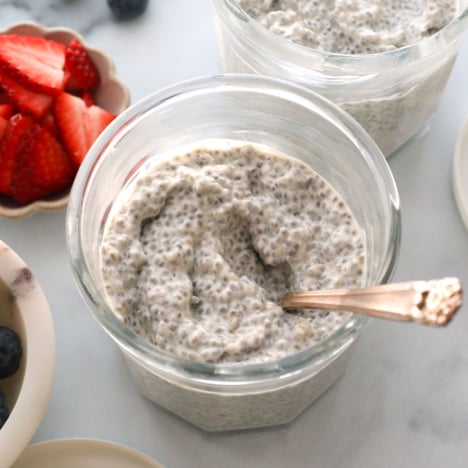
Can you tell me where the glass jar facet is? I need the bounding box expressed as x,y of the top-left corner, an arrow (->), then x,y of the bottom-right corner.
211,0 -> 468,156
67,75 -> 401,431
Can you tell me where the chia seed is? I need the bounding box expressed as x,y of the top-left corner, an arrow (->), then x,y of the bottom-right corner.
100,141 -> 366,364
224,1 -> 460,156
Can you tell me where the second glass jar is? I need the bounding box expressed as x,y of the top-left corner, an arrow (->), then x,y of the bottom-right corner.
211,0 -> 468,157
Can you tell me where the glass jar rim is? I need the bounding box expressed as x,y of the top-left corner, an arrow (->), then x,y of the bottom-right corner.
67,74 -> 401,384
218,0 -> 468,72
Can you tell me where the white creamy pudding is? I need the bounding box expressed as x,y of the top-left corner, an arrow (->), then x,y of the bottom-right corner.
100,141 -> 366,364
214,0 -> 463,157
239,0 -> 458,53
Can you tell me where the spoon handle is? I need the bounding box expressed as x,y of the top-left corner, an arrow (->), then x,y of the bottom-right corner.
280,277 -> 462,327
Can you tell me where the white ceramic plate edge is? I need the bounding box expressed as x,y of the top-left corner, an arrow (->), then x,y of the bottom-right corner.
11,438 -> 164,468
453,116 -> 468,231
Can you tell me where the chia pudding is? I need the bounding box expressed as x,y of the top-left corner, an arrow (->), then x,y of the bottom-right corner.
238,0 -> 458,54
213,0 -> 465,156
100,141 -> 366,365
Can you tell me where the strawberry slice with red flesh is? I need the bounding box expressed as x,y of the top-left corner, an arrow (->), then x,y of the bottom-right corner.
80,90 -> 95,107
0,103 -> 14,120
54,91 -> 115,166
64,38 -> 100,91
40,111 -> 58,136
7,118 -> 43,204
0,35 -> 66,94
0,93 -> 9,104
0,67 -> 52,118
29,123 -> 76,193
0,113 -> 31,194
0,115 -> 7,141
0,113 -> 75,204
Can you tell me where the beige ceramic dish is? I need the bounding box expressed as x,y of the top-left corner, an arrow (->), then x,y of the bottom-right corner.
453,117 -> 468,230
0,21 -> 131,219
0,240 -> 56,468
11,438 -> 164,468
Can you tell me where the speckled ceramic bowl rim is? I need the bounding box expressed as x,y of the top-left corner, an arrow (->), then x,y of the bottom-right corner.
0,21 -> 130,220
0,240 -> 56,468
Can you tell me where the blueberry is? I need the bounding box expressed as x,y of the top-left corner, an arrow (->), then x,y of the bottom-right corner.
0,327 -> 22,379
107,0 -> 149,20
0,389 -> 9,429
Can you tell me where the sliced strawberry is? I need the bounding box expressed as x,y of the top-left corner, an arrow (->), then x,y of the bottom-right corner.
0,102 -> 14,119
0,35 -> 66,94
8,120 -> 43,204
3,113 -> 75,204
0,113 -> 33,194
81,90 -> 95,107
0,115 -> 8,141
64,38 -> 100,91
54,91 -> 115,166
40,111 -> 58,136
0,67 -> 52,118
0,93 -> 10,104
30,125 -> 76,193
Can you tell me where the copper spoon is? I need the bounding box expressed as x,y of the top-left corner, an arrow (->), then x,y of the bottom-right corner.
280,277 -> 462,327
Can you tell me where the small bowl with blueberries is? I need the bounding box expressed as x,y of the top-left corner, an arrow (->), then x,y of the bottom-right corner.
0,240 -> 55,467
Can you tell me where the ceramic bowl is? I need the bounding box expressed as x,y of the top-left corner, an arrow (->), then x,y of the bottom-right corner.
11,438 -> 163,468
0,21 -> 130,219
453,117 -> 468,230
0,239 -> 56,467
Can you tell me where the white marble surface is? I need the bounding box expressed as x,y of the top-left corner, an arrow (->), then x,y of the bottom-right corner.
0,1 -> 467,467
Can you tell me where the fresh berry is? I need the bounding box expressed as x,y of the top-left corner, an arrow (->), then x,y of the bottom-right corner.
29,122 -> 76,193
0,113 -> 32,193
0,114 -> 75,203
0,35 -> 66,94
0,102 -> 15,119
0,115 -> 7,141
0,34 -> 114,204
54,91 -> 115,166
107,0 -> 149,20
0,389 -> 9,429
6,114 -> 76,204
64,38 -> 100,91
0,67 -> 53,119
9,130 -> 45,205
80,90 -> 95,107
0,326 -> 22,379
40,111 -> 58,136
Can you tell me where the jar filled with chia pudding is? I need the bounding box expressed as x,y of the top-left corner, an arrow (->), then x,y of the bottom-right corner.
211,0 -> 468,157
66,75 -> 401,431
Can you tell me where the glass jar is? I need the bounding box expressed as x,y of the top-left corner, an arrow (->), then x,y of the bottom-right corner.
211,0 -> 468,157
66,75 -> 401,431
